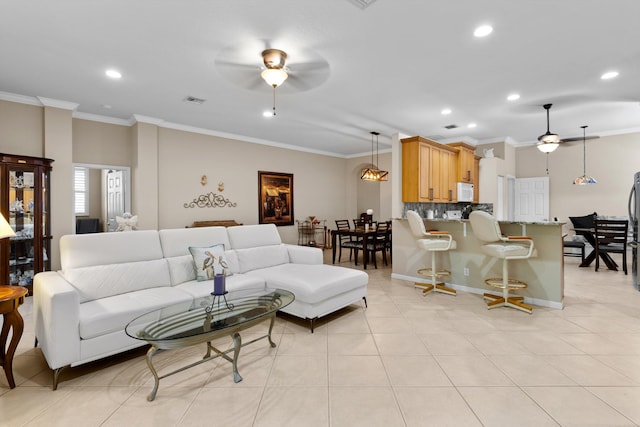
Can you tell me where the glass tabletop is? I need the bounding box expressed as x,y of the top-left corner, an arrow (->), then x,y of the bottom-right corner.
125,288 -> 294,343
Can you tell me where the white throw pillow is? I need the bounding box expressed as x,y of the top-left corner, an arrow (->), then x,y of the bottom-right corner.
189,244 -> 230,281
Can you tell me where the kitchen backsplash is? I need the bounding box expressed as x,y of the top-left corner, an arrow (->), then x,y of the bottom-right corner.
403,202 -> 493,219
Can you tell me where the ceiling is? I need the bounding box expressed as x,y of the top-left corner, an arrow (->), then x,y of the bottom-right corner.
2,0 -> 639,157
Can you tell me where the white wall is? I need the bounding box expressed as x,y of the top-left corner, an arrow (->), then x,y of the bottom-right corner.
157,127 -> 348,244
516,132 -> 640,221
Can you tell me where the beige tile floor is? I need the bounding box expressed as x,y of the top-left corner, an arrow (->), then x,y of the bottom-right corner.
2,253 -> 640,426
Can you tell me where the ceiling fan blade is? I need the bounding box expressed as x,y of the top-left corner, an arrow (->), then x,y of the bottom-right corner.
560,135 -> 600,143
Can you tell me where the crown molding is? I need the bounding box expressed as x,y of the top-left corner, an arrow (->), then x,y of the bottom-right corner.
476,136 -> 521,146
161,121 -> 345,158
73,111 -> 135,126
36,96 -> 79,110
598,126 -> 640,137
438,136 -> 479,146
132,114 -> 165,126
0,91 -> 41,106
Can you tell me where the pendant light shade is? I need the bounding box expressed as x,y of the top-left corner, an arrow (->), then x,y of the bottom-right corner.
537,104 -> 560,153
261,68 -> 288,87
361,131 -> 388,182
573,125 -> 597,185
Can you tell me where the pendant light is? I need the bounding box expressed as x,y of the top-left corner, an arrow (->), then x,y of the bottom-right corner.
537,104 -> 560,153
573,125 -> 597,185
361,131 -> 388,181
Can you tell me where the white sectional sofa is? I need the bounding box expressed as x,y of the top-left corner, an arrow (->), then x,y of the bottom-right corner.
33,224 -> 368,389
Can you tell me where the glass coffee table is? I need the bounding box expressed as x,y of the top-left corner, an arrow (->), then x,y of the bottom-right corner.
125,288 -> 294,401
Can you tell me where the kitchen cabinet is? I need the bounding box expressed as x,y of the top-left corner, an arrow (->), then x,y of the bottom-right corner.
0,153 -> 54,295
449,142 -> 476,183
473,155 -> 480,203
401,136 -> 457,202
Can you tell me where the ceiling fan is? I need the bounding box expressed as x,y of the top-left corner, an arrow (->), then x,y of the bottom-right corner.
214,41 -> 330,93
536,104 -> 599,153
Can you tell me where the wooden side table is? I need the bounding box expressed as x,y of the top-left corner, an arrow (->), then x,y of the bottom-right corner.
0,286 -> 28,388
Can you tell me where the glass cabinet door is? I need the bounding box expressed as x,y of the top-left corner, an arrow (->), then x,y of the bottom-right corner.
41,169 -> 51,273
8,169 -> 36,287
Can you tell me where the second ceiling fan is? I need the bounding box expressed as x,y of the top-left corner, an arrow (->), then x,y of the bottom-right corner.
537,103 -> 599,153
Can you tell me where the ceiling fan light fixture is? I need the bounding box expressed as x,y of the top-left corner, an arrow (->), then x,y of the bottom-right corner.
537,139 -> 560,153
261,68 -> 288,87
537,103 -> 560,153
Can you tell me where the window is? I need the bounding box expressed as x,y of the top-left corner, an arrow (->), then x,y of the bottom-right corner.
74,167 -> 89,215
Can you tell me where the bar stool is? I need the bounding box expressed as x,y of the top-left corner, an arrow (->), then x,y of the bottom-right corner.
469,211 -> 535,314
406,210 -> 457,296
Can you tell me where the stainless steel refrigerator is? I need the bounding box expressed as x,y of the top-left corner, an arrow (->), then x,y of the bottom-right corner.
629,172 -> 640,290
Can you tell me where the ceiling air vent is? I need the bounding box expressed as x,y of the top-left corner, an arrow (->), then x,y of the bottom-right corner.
444,124 -> 458,129
183,96 -> 206,104
346,0 -> 377,10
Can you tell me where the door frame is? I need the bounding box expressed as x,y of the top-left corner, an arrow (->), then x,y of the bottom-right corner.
72,163 -> 131,232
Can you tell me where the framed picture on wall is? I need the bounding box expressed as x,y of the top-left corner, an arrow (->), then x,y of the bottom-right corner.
258,171 -> 294,226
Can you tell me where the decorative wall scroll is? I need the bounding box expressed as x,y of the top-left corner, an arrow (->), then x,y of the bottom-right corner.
184,192 -> 237,208
258,171 -> 294,226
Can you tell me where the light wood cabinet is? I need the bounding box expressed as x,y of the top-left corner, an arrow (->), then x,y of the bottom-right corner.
473,155 -> 480,203
401,136 -> 457,203
449,142 -> 476,183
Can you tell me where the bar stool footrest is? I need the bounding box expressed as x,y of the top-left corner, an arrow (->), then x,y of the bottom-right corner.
417,267 -> 451,279
485,277 -> 528,290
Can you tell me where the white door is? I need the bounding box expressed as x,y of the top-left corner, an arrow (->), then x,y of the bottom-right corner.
496,175 -> 504,220
514,177 -> 549,222
106,170 -> 125,232
507,175 -> 516,221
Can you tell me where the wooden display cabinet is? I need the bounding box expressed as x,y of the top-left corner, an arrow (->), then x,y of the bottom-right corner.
0,153 -> 54,295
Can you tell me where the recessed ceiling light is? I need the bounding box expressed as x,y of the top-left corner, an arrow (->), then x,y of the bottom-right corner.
474,25 -> 493,37
601,71 -> 619,80
263,111 -> 274,118
468,123 -> 477,128
441,108 -> 452,115
102,104 -> 112,109
507,93 -> 520,101
105,69 -> 122,79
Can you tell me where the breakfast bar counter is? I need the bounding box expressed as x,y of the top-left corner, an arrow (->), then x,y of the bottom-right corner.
391,218 -> 565,308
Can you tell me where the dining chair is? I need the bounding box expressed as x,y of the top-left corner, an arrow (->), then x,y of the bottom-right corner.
594,219 -> 629,274
568,212 -> 598,245
377,220 -> 392,262
358,221 -> 391,268
469,211 -> 536,313
334,219 -> 359,262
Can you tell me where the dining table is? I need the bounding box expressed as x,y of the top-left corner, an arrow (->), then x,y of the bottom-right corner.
573,227 -> 619,270
331,227 -> 381,270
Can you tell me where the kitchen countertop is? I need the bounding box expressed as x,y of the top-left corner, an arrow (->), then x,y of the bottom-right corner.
395,218 -> 565,226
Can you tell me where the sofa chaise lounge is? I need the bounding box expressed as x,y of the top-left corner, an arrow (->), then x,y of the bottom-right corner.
33,224 -> 368,389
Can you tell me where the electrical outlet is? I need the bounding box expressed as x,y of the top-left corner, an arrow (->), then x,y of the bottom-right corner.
463,268 -> 469,276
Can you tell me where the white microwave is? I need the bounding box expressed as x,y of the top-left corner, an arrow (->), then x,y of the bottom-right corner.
457,182 -> 474,202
